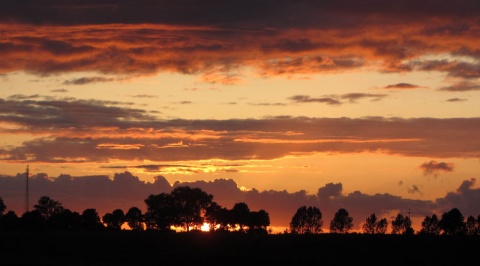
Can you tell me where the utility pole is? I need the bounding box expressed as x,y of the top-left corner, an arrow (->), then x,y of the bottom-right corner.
25,165 -> 29,213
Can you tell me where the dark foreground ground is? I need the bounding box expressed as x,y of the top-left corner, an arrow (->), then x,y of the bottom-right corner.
0,231 -> 478,266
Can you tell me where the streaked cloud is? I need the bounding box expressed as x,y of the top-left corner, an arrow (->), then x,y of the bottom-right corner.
340,93 -> 387,103
0,97 -> 479,164
0,1 -> 478,83
63,76 -> 116,85
128,94 -> 158,99
50,89 -> 69,93
384,83 -> 424,90
288,93 -> 387,105
439,81 -> 480,92
446,98 -> 467,102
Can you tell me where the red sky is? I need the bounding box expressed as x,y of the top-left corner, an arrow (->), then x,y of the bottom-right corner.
0,0 -> 479,232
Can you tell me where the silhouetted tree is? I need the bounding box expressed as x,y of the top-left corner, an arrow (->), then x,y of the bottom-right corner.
170,186 -> 213,232
81,208 -> 105,231
50,209 -> 82,231
102,209 -> 125,230
247,209 -> 270,234
204,202 -> 223,231
419,214 -> 441,235
0,211 -> 19,231
362,213 -> 388,234
144,193 -> 176,231
20,210 -> 45,231
476,215 -> 480,236
391,213 -> 413,235
476,214 -> 480,236
34,196 -> 64,221
439,208 -> 466,235
289,206 -> 323,234
329,208 -> 353,234
216,206 -> 234,231
125,207 -> 144,231
0,197 -> 6,216
466,215 -> 478,235
231,202 -> 251,232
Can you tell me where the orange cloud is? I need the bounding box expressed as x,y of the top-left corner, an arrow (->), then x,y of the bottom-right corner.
0,0 -> 479,83
0,97 -> 479,163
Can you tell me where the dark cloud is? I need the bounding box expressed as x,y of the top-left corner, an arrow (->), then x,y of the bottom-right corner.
0,98 -> 479,163
409,60 -> 480,80
63,76 -> 115,85
446,98 -> 467,102
1,0 -> 478,27
384,83 -> 423,90
129,94 -> 158,99
0,1 -> 477,80
101,164 -> 192,171
288,95 -> 342,105
0,171 -> 171,217
340,93 -> 387,103
50,89 -> 69,93
7,94 -> 43,100
435,178 -> 480,216
420,160 -> 455,177
1,171 -> 477,232
317,182 -> 343,199
439,82 -> 480,92
0,97 -> 156,130
407,185 -> 423,196
288,93 -> 387,105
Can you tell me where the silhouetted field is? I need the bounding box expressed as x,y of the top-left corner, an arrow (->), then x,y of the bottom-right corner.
0,231 -> 478,266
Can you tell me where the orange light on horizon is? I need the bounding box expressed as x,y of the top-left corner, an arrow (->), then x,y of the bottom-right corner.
201,222 -> 210,232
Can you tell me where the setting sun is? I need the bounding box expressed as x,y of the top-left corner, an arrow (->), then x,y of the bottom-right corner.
201,222 -> 211,232
0,0 -> 479,236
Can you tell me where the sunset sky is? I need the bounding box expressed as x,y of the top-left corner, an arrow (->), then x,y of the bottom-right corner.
0,0 -> 479,233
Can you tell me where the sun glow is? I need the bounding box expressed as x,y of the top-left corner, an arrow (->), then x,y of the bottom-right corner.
201,222 -> 210,232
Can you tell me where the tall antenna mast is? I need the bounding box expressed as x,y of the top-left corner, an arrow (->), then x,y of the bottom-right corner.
25,165 -> 29,213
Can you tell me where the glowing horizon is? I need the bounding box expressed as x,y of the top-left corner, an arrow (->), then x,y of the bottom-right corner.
0,0 -> 479,232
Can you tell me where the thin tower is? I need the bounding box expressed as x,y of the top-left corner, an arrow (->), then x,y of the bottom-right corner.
25,165 -> 29,213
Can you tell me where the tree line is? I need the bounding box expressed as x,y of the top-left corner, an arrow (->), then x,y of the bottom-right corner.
0,186 -> 270,234
0,186 -> 479,236
289,205 -> 480,236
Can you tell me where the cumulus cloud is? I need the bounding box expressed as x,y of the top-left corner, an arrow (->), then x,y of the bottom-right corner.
420,160 -> 455,177
435,178 -> 480,215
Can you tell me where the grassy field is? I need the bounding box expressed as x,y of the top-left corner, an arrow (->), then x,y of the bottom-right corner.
0,231 -> 478,265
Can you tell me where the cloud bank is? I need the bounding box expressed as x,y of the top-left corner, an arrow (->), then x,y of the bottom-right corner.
0,97 -> 479,166
0,171 -> 478,232
0,0 -> 479,86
